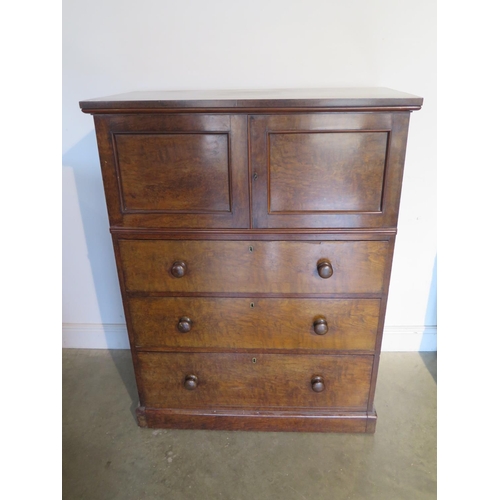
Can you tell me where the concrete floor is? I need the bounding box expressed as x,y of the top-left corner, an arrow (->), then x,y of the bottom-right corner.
63,350 -> 436,500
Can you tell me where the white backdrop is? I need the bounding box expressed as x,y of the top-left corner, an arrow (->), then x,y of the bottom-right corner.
62,0 -> 436,350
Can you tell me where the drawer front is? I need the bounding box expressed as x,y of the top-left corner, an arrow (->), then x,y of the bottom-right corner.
119,240 -> 389,294
93,114 -> 250,228
137,352 -> 373,410
130,297 -> 380,351
250,112 -> 410,229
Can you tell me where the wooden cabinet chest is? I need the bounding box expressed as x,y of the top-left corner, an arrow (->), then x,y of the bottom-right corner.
80,88 -> 422,432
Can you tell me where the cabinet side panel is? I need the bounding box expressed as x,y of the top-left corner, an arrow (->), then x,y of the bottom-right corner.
111,236 -> 146,407
367,235 -> 397,411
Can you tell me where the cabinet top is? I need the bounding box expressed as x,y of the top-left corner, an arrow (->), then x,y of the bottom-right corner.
80,87 -> 423,113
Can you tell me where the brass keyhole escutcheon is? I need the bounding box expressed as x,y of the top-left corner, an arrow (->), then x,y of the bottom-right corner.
250,302 -> 255,308
252,358 -> 257,364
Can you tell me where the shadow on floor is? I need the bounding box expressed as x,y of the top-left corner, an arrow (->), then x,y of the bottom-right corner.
109,349 -> 140,418
64,133 -> 138,420
419,352 -> 437,383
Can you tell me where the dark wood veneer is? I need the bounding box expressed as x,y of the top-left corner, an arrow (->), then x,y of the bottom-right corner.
94,114 -> 249,228
118,239 -> 390,294
80,88 -> 423,112
268,130 -> 388,213
81,88 -> 422,433
137,352 -> 373,410
136,407 -> 377,433
129,297 -> 380,351
114,132 -> 231,213
250,113 -> 410,229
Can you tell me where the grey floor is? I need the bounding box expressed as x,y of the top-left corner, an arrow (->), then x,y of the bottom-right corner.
63,350 -> 436,500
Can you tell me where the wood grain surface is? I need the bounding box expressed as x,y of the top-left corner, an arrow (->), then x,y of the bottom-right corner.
136,407 -> 377,433
269,131 -> 387,212
137,352 -> 373,410
250,113 -> 410,229
82,88 -> 421,432
80,87 -> 423,112
115,133 -> 231,212
129,297 -> 380,351
93,114 -> 250,228
119,239 -> 390,294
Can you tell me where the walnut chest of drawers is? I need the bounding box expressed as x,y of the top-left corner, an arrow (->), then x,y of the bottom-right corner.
80,88 -> 422,433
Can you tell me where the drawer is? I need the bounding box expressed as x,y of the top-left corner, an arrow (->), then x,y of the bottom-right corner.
137,352 -> 373,410
130,297 -> 380,351
119,240 -> 390,294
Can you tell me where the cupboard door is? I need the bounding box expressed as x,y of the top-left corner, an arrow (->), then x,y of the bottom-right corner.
249,113 -> 410,229
93,114 -> 249,228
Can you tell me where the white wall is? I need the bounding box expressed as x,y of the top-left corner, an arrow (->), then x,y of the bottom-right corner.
62,0 -> 436,350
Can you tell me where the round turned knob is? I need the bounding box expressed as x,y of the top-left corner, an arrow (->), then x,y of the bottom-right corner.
313,318 -> 328,335
171,261 -> 187,278
177,317 -> 192,333
184,374 -> 198,390
317,259 -> 333,279
311,376 -> 325,392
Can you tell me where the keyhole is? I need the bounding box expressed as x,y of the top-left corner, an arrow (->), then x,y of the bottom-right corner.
250,302 -> 255,308
249,246 -> 254,252
252,358 -> 257,364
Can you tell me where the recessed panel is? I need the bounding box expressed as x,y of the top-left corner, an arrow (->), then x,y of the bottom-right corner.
269,132 -> 388,213
114,133 -> 230,213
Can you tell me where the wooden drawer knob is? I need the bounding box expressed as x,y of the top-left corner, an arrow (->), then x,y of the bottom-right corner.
317,259 -> 333,279
177,317 -> 192,333
311,376 -> 325,392
313,318 -> 328,335
171,261 -> 187,278
184,374 -> 198,390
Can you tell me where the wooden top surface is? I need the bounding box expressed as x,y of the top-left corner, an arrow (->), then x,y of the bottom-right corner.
80,88 -> 423,112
